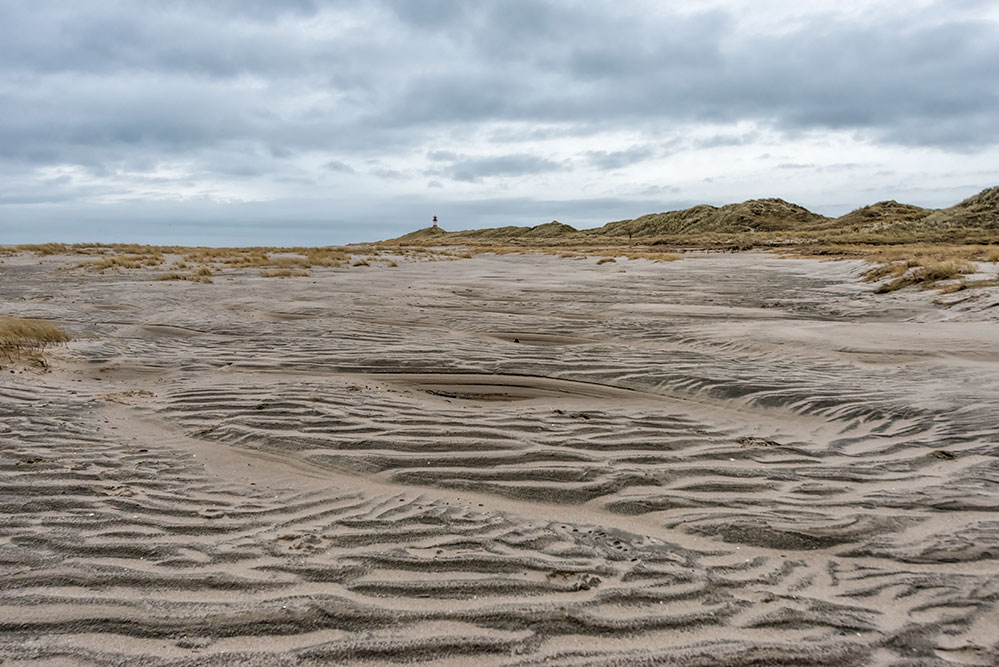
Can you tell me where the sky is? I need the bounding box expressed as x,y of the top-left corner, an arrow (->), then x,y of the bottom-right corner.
1,0 -> 997,246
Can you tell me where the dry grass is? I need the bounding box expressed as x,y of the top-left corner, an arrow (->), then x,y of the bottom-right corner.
937,278 -> 999,294
0,244 -> 359,278
0,316 -> 70,365
790,243 -> 996,295
181,247 -> 349,271
258,268 -> 309,278
425,244 -> 684,265
10,243 -> 76,256
470,245 -> 524,256
865,259 -> 978,293
155,272 -> 213,284
76,253 -> 164,272
622,251 -> 682,262
861,261 -> 916,283
791,243 -> 997,262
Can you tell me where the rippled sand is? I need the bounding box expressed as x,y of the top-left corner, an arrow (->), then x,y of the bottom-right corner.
2,251 -> 998,666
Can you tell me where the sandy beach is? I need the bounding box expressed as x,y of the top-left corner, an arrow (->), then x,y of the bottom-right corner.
2,251 -> 998,666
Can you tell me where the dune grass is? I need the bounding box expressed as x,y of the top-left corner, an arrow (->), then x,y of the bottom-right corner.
783,243 -> 996,294
0,316 -> 70,363
937,278 -> 999,295
863,258 -> 978,293
77,253 -> 165,272
259,268 -> 310,278
155,272 -> 213,283
621,251 -> 682,262
0,242 -> 466,275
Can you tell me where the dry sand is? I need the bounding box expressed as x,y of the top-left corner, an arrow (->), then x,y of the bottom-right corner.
1,251 -> 998,666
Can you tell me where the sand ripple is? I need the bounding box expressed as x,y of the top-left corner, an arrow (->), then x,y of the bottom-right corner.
1,252 -> 997,665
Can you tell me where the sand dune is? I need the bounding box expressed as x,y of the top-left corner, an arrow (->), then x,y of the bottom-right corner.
1,251 -> 997,665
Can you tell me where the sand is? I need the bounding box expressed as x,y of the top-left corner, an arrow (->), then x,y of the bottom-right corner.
1,251 -> 998,666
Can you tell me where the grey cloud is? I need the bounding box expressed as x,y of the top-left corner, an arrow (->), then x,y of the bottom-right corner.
638,184 -> 682,196
373,72 -> 521,127
429,153 -> 564,183
370,167 -> 406,180
177,0 -> 320,20
815,163 -> 863,173
323,160 -> 355,173
269,146 -> 296,159
427,150 -> 459,161
567,10 -> 729,80
585,146 -> 656,170
381,0 -> 469,30
206,161 -> 270,178
692,133 -> 761,149
3,0 -> 995,169
0,0 -> 996,246
364,3 -> 998,149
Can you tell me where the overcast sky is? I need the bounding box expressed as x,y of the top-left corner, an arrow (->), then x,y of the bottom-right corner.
1,0 -> 997,245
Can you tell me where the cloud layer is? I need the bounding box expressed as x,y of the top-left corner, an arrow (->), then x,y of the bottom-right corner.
1,0 -> 997,244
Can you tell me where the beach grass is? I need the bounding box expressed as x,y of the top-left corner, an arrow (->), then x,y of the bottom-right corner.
0,316 -> 70,362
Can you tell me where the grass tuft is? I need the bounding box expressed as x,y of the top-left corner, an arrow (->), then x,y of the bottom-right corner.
871,259 -> 977,293
0,316 -> 70,363
156,272 -> 213,283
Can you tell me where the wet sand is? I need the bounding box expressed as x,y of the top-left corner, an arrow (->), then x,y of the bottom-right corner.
1,251 -> 998,666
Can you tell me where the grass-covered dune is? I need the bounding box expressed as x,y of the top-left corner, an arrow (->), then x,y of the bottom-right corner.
389,186 -> 999,249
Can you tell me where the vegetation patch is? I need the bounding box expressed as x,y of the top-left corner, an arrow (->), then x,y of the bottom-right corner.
77,253 -> 164,272
866,259 -> 978,293
0,316 -> 70,365
937,278 -> 999,294
622,251 -> 681,262
155,272 -> 213,283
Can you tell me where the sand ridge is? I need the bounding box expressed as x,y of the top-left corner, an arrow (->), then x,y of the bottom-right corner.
1,251 -> 997,665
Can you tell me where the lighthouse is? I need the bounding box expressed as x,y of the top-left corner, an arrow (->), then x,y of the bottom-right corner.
432,215 -> 438,229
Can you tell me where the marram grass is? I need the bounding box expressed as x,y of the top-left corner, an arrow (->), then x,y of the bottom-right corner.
0,316 -> 70,355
